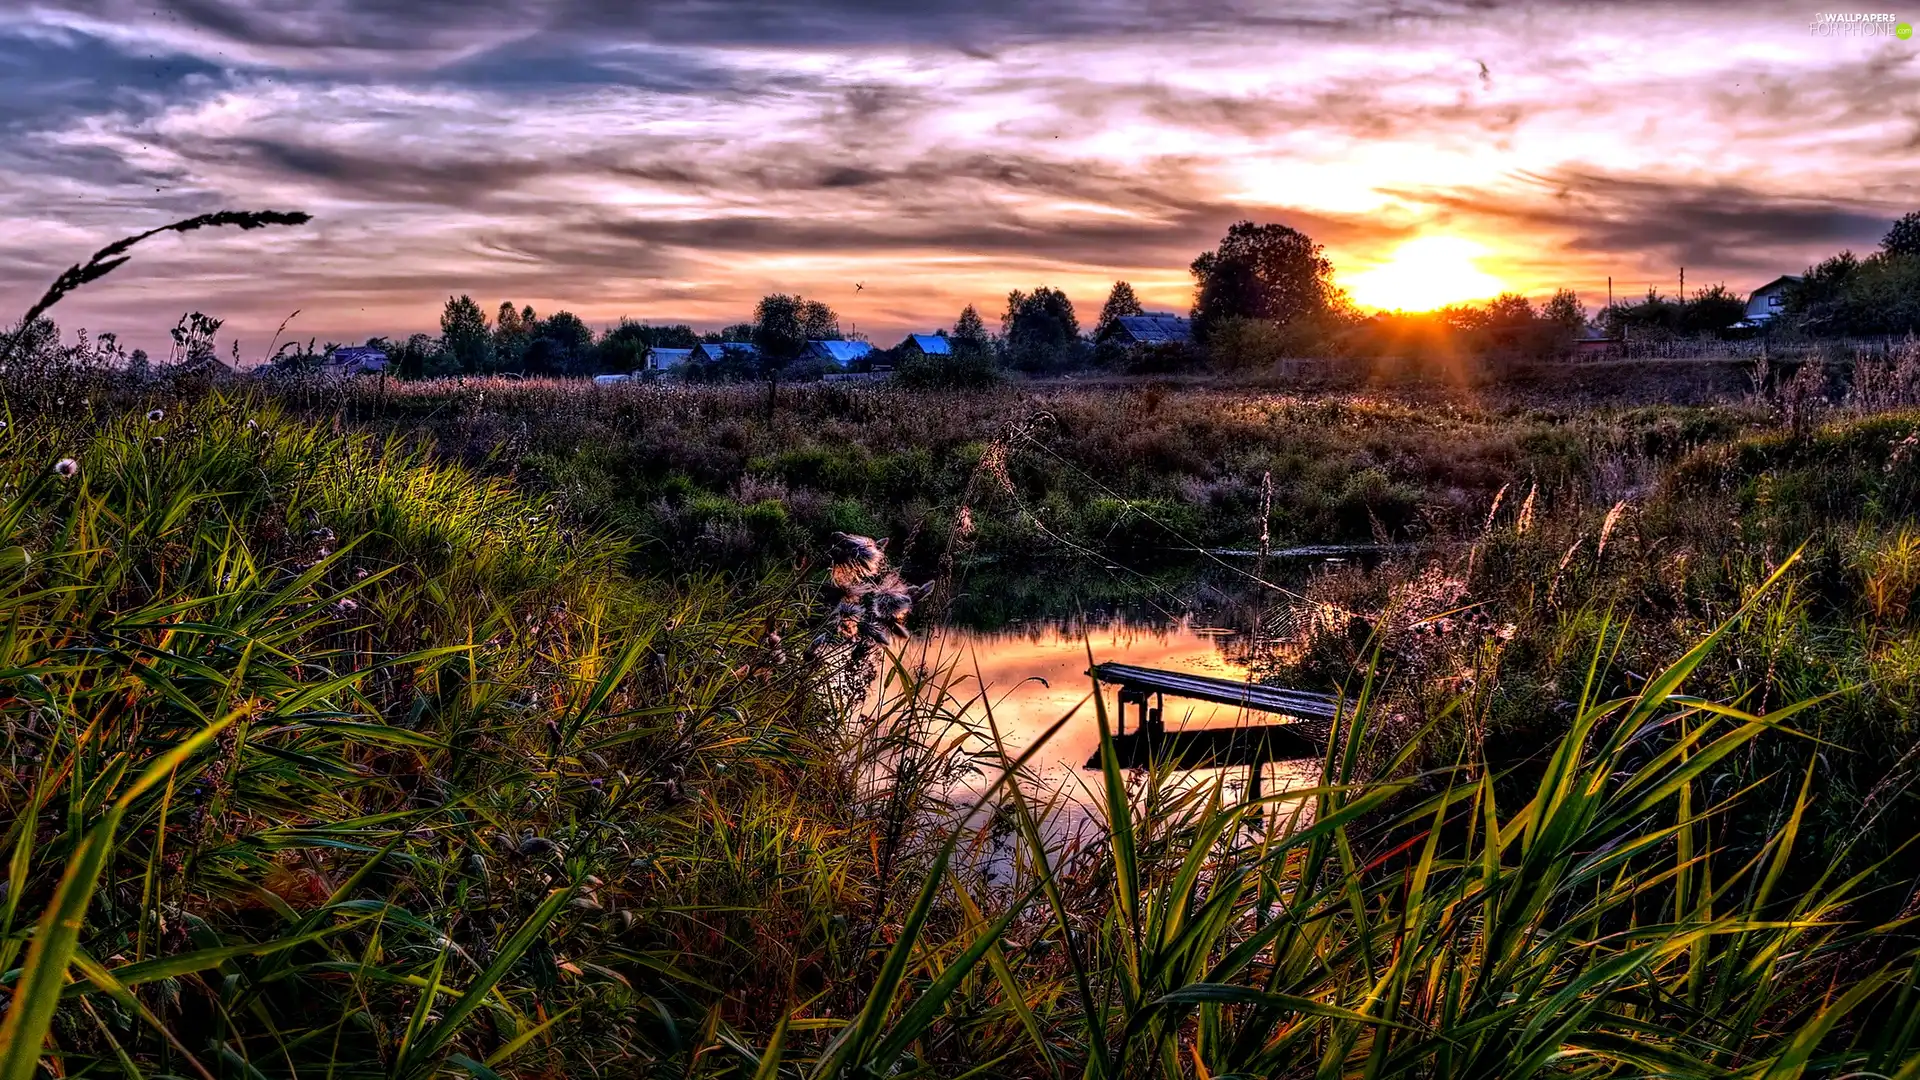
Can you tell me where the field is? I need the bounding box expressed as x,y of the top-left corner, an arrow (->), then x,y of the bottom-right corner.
3,347 -> 1920,1078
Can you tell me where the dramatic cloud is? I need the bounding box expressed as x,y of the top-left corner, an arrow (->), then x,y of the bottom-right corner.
1,0 -> 1914,353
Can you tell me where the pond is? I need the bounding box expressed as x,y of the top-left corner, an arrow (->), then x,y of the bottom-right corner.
899,563 -> 1348,815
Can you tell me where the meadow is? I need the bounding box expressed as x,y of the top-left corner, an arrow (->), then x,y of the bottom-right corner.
2,342 -> 1919,1078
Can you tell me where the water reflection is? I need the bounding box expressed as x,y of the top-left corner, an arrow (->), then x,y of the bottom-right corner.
906,595 -> 1326,811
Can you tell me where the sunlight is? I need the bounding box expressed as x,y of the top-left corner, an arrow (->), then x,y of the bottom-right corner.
1340,236 -> 1509,312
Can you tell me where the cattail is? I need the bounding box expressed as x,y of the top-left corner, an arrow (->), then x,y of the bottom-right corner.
52,457 -> 77,478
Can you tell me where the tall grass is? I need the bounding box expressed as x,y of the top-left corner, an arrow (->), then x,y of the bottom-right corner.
0,394 -> 883,1076
0,391 -> 1914,1078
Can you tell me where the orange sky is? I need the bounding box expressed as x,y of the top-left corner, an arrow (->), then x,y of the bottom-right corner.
2,1 -> 1914,354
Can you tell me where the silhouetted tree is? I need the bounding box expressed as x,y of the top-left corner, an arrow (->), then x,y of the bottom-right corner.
523,310 -> 594,375
1541,288 -> 1585,329
1189,221 -> 1340,341
494,301 -> 531,369
1096,280 -> 1145,338
1001,286 -> 1080,371
952,304 -> 989,350
439,295 -> 491,373
1884,211 -> 1920,260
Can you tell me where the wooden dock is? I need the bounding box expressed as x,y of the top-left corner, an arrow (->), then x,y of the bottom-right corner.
1082,662 -> 1338,783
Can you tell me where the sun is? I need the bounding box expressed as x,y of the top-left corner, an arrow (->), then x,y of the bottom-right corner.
1340,236 -> 1509,313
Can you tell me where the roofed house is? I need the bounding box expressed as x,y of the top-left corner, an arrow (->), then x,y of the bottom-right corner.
326,346 -> 389,375
1570,325 -> 1620,358
1740,275 -> 1800,327
898,333 -> 951,358
1100,313 -> 1193,346
691,341 -> 760,363
805,339 -> 874,368
647,347 -> 695,371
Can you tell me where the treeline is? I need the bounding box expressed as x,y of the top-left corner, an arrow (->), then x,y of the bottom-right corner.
349,298 -> 741,379
1777,210 -> 1920,337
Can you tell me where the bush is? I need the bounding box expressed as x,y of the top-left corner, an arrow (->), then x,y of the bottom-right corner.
894,346 -> 1002,388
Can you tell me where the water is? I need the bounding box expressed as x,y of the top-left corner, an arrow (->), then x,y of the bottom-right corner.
904,588 -> 1329,813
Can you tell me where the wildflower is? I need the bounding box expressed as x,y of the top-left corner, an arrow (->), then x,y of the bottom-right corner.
52,458 -> 78,478
332,597 -> 359,616
151,435 -> 164,446
0,420 -> 8,432
146,408 -> 164,422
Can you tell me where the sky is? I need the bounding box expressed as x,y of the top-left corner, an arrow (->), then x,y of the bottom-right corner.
1,0 -> 1916,357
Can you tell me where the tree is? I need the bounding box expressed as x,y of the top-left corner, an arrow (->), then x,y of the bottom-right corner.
439,295 -> 492,373
799,298 -> 840,341
1680,284 -> 1748,335
1189,221 -> 1340,341
1096,280 -> 1145,338
704,322 -> 758,344
1001,287 -> 1081,371
1883,211 -> 1920,260
495,301 -> 531,370
1541,289 -> 1586,329
752,294 -> 808,365
953,304 -> 989,350
523,311 -> 594,375
389,332 -> 441,379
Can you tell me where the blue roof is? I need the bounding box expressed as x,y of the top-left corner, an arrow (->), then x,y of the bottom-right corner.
649,347 -> 695,368
906,333 -> 951,355
1107,314 -> 1192,344
693,341 -> 759,361
808,339 -> 873,365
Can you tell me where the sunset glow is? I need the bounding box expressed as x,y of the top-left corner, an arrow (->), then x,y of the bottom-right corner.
0,2 -> 1912,350
1341,237 -> 1510,313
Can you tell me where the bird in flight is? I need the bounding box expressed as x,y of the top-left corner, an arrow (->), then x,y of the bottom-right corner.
855,282 -> 866,291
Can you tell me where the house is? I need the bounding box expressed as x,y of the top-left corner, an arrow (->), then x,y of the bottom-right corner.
1570,325 -> 1620,358
898,333 -> 951,358
1739,275 -> 1800,327
326,346 -> 389,375
1100,313 -> 1193,346
647,347 -> 695,371
691,341 -> 760,363
804,339 -> 874,367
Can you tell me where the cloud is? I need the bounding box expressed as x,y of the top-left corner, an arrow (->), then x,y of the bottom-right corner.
1389,169 -> 1900,275
1,0 -> 1910,351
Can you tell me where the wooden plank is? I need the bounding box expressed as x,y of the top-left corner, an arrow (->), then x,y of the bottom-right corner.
1088,662 -> 1339,721
1085,722 -> 1328,770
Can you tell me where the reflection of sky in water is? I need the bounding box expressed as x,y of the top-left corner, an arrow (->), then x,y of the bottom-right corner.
902,610 -> 1324,816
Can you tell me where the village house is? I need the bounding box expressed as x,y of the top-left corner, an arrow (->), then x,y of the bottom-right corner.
646,347 -> 695,371
690,341 -> 759,363
1570,325 -> 1620,358
1099,313 -> 1193,346
897,333 -> 952,358
1738,275 -> 1800,327
804,339 -> 874,367
326,345 -> 390,375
